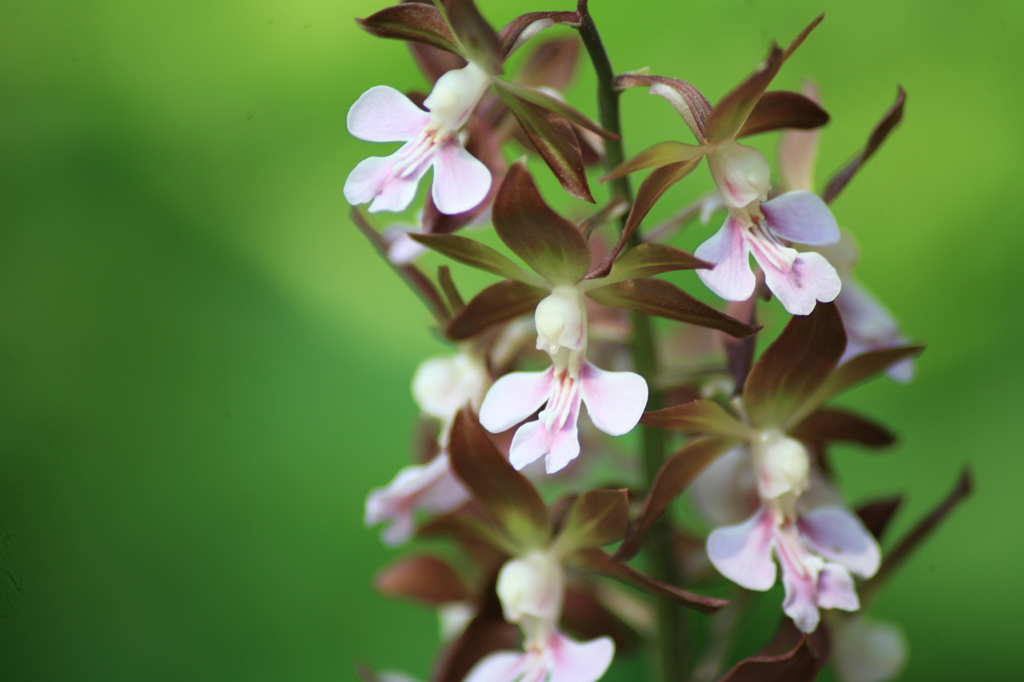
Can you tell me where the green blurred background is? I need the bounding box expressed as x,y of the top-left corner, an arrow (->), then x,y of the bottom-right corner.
1,0 -> 1021,679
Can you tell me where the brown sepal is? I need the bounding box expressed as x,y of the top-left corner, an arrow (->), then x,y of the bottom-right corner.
743,301 -> 846,430
704,45 -> 785,144
718,635 -> 820,682
448,409 -> 551,548
496,91 -> 594,203
571,548 -> 728,614
436,0 -> 503,74
588,157 -> 702,279
554,489 -> 630,554
446,279 -> 548,340
593,242 -> 710,285
376,554 -> 472,606
614,436 -> 741,561
856,496 -> 903,541
493,161 -> 592,283
516,37 -> 580,91
562,585 -> 640,652
498,12 -> 581,62
614,73 -> 712,141
357,3 -> 461,56
410,232 -> 538,285
823,86 -> 906,205
640,400 -> 749,438
810,343 -> 925,411
409,40 -> 467,84
586,277 -> 758,339
790,406 -> 896,449
737,90 -> 830,138
437,265 -> 466,314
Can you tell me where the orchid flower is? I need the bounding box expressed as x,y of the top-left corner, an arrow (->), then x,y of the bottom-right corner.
828,613 -> 908,682
411,162 -> 754,473
779,83 -> 914,375
618,303 -> 922,630
602,18 -> 844,314
350,1 -> 618,212
345,63 -> 494,215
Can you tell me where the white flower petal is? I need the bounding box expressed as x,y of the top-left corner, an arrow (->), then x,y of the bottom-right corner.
347,85 -> 430,142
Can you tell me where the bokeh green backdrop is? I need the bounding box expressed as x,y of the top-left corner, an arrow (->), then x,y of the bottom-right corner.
1,0 -> 1021,679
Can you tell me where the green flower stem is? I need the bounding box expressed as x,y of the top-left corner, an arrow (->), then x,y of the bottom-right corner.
576,2 -> 687,680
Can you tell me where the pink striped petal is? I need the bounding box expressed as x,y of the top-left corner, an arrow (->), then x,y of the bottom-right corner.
549,632 -> 615,682
761,190 -> 840,246
816,563 -> 860,612
344,151 -> 429,214
480,368 -> 555,433
508,398 -> 581,473
760,250 -> 841,316
707,506 -> 777,591
695,216 -> 756,301
431,141 -> 492,215
347,85 -> 430,142
578,362 -> 648,437
799,506 -> 881,578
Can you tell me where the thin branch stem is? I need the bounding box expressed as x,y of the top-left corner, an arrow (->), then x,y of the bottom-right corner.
575,2 -> 686,680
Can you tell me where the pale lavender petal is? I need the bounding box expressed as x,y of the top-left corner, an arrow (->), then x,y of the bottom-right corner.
835,278 -> 914,383
347,85 -> 430,142
831,616 -> 908,682
816,562 -> 860,611
761,190 -> 840,246
706,506 -> 777,591
691,445 -> 758,527
549,632 -> 615,682
480,368 -> 555,433
578,362 -> 648,437
800,506 -> 881,578
463,651 -> 528,682
364,454 -> 466,546
778,547 -> 823,633
385,228 -> 428,265
760,250 -> 841,316
695,216 -> 756,301
431,141 -> 492,215
416,456 -> 472,514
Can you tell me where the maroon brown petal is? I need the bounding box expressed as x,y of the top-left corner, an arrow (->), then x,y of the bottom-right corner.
495,90 -> 594,203
614,436 -> 742,561
493,79 -> 617,140
704,45 -> 785,144
856,496 -> 903,541
356,3 -> 461,56
585,277 -> 758,338
613,73 -> 712,141
448,409 -> 551,549
640,400 -> 750,438
437,0 -> 503,74
782,14 -> 825,61
554,489 -> 630,554
823,86 -> 906,205
561,585 -> 639,652
593,242 -> 710,284
493,161 -> 593,282
570,548 -> 728,614
737,90 -> 830,138
790,407 -> 896,449
516,37 -> 580,91
743,301 -> 846,430
376,555 -> 473,606
445,279 -> 548,340
718,635 -> 820,682
497,12 -> 581,61
587,158 -> 703,280
809,343 -> 925,410
409,40 -> 468,84
437,265 -> 466,314
410,233 -> 539,284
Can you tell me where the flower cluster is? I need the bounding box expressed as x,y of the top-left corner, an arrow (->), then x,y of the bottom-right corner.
348,2 -> 968,681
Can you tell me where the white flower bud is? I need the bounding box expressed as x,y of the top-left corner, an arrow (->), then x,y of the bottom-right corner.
496,550 -> 565,631
752,429 -> 811,500
710,140 -> 771,209
534,285 -> 587,356
423,62 -> 491,135
411,352 -> 488,424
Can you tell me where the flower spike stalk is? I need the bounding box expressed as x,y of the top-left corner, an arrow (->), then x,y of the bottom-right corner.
347,4 -> 968,682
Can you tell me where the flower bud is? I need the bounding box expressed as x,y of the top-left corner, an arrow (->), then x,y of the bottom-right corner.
709,140 -> 771,209
752,429 -> 810,500
411,351 -> 488,426
534,285 -> 587,356
496,550 -> 565,631
423,62 -> 491,135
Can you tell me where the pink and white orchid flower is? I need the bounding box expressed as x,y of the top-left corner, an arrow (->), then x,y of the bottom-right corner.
695,141 -> 841,315
344,62 -> 493,215
479,286 -> 648,474
412,348 -> 489,447
364,452 -> 471,546
707,500 -> 880,633
464,550 -> 615,682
